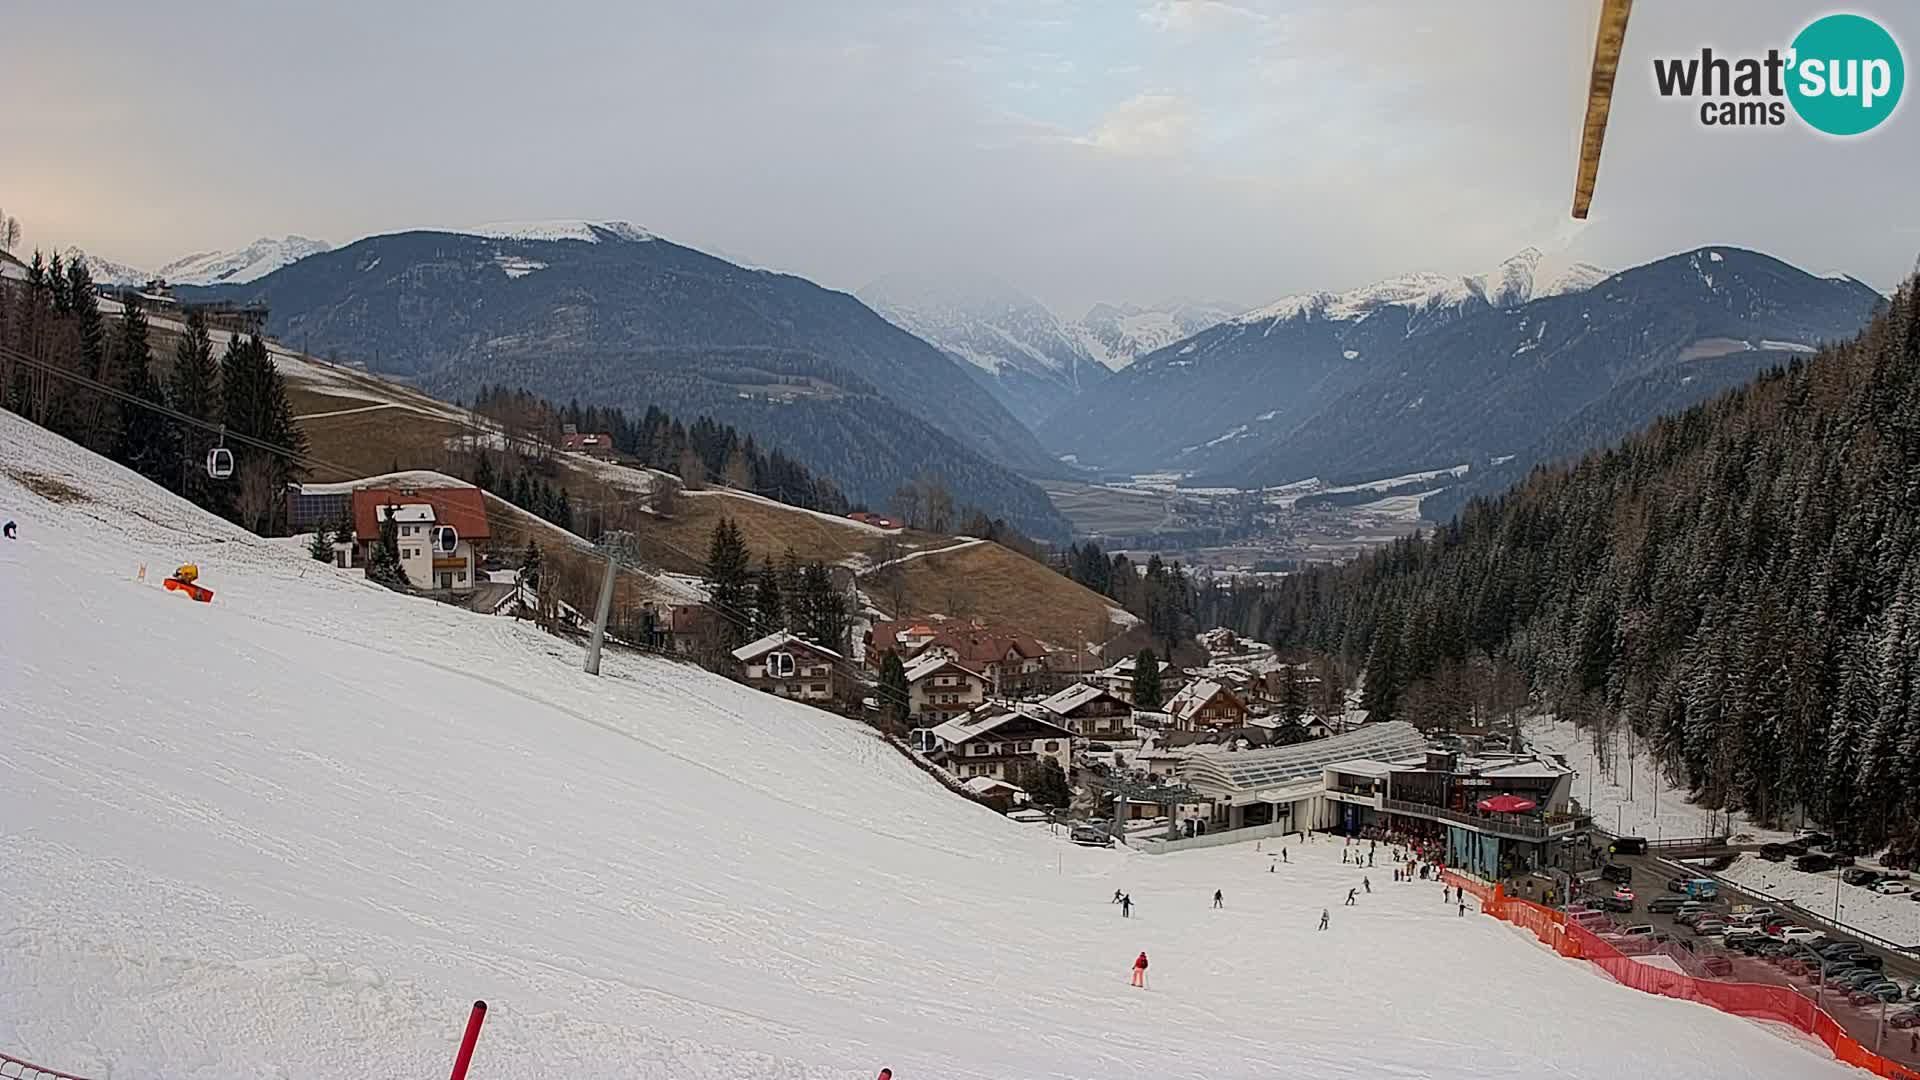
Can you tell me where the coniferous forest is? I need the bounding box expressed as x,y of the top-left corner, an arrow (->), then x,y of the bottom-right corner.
1,252 -> 306,535
1244,281 -> 1920,854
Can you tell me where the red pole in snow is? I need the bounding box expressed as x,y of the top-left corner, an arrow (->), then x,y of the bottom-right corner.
449,1000 -> 488,1080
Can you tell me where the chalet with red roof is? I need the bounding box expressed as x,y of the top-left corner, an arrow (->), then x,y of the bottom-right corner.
347,486 -> 491,592
560,426 -> 617,459
866,617 -> 1050,695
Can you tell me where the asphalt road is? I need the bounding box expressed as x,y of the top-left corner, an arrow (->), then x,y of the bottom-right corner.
1592,847 -> 1920,1065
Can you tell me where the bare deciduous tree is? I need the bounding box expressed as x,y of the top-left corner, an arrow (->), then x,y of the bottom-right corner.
234,455 -> 280,535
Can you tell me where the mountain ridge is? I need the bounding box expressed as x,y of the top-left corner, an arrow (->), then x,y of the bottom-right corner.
1042,246 -> 1878,499
174,227 -> 1075,539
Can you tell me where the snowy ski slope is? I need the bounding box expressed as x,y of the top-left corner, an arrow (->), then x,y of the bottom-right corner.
0,411 -> 1860,1079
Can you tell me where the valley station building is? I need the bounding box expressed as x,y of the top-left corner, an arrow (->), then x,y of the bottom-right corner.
1161,721 -> 1582,876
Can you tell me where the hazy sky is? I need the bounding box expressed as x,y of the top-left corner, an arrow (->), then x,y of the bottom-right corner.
10,1 -> 1917,314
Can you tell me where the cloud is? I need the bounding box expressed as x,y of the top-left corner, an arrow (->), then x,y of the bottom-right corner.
1140,0 -> 1265,33
1078,93 -> 1191,155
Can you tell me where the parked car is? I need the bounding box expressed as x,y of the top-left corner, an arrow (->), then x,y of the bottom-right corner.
1842,867 -> 1881,887
1890,1007 -> 1920,1030
1780,958 -> 1807,976
1611,836 -> 1649,855
1601,894 -> 1634,913
1759,844 -> 1790,862
1874,880 -> 1912,895
1828,853 -> 1857,867
1601,863 -> 1634,885
1702,954 -> 1735,977
1621,924 -> 1656,937
1794,853 -> 1834,873
1866,983 -> 1906,1004
1778,927 -> 1822,945
1781,838 -> 1812,856
1798,831 -> 1834,848
1648,895 -> 1686,914
1692,919 -> 1728,936
1851,953 -> 1886,971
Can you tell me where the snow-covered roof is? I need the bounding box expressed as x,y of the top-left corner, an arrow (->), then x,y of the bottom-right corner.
903,654 -> 984,684
1475,760 -> 1574,781
961,776 -> 1024,796
1324,759 -> 1395,779
1167,679 -> 1235,724
376,504 -> 436,524
929,709 -> 1073,748
730,631 -> 844,663
1039,682 -> 1111,715
1181,721 -> 1427,795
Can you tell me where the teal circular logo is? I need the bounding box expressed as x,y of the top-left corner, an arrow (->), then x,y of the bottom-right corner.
1787,14 -> 1904,135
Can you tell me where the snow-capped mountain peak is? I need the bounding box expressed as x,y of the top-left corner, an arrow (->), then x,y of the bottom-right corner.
463,219 -> 656,244
1071,299 -> 1243,370
64,247 -> 154,287
158,236 -> 331,286
858,270 -> 1110,428
1234,248 -> 1611,328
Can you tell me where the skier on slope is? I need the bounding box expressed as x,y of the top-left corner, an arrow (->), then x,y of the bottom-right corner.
2,520 -> 14,539
1131,951 -> 1149,988
1120,894 -> 1133,918
1345,887 -> 1358,906
1363,876 -> 1371,894
1113,888 -> 1124,904
1319,908 -> 1331,931
1213,889 -> 1224,908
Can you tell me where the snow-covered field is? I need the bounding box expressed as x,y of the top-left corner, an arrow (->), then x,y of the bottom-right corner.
1720,856 -> 1920,949
0,413 -> 1863,1079
1527,717 -> 1795,843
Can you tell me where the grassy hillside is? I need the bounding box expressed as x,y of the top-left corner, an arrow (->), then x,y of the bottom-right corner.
228,327 -> 1121,646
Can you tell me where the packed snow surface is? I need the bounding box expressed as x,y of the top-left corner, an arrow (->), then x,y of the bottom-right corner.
1527,717 -> 1795,844
0,412 -> 1860,1079
1721,856 -> 1920,948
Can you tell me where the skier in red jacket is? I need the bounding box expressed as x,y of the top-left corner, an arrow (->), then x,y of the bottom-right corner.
1131,951 -> 1149,988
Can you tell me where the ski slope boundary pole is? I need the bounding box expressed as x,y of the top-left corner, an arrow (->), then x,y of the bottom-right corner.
448,1000 -> 488,1080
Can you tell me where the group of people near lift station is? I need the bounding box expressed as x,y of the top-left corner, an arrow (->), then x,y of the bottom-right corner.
1115,826 -> 1475,989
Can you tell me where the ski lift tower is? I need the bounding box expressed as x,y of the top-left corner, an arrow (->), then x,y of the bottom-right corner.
584,529 -> 642,676
1102,774 -> 1203,843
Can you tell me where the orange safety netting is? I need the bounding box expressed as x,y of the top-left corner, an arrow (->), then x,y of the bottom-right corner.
1440,870 -> 1920,1080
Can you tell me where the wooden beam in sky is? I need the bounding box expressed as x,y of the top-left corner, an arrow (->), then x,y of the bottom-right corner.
1572,0 -> 1634,220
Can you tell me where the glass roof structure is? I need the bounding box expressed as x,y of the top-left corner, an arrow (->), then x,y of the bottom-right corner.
1181,721 -> 1428,795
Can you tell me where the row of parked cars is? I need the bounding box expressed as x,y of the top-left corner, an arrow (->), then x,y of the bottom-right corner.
1762,834 -> 1920,896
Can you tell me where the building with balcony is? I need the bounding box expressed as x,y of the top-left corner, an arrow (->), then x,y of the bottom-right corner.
1173,721 -> 1430,834
1321,748 -> 1581,878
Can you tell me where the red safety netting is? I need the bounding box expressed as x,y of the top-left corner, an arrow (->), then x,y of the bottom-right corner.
1441,871 -> 1920,1080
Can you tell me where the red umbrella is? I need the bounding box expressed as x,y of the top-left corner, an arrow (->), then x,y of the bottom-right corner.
1478,795 -> 1537,814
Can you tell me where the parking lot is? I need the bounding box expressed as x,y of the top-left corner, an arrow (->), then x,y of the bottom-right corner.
1587,846 -> 1920,1066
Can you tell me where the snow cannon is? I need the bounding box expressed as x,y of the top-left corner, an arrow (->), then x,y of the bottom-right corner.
164,563 -> 214,602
